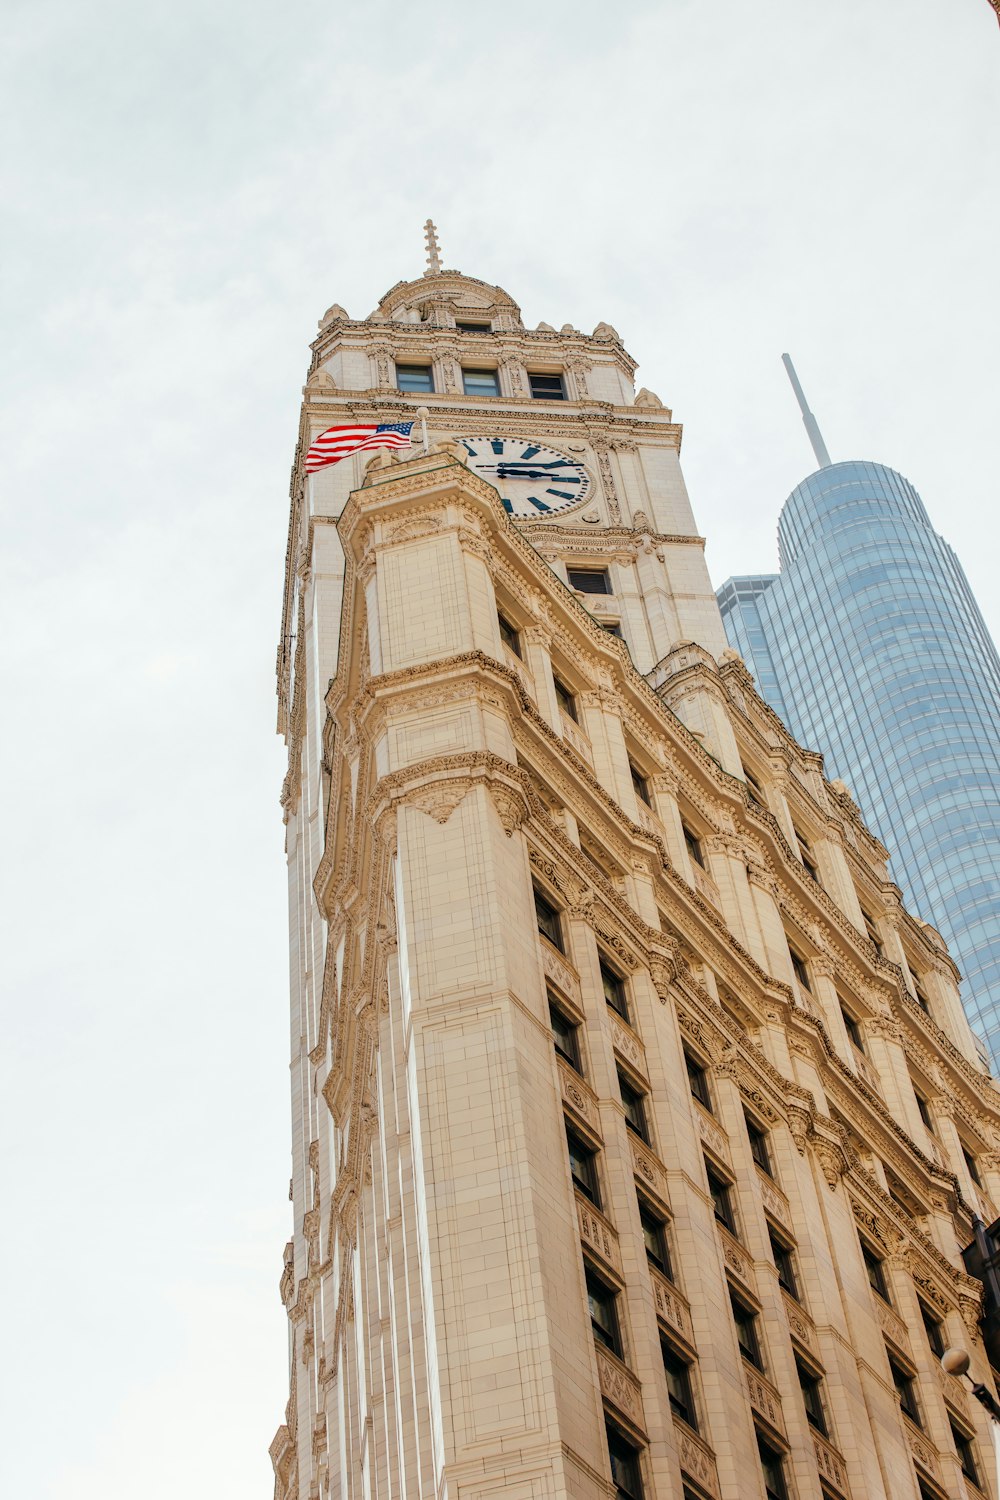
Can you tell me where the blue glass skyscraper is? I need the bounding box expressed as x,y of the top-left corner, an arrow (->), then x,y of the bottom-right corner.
717,376 -> 1000,1066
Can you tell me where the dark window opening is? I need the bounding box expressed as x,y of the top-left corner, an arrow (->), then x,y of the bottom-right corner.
743,764 -> 765,808
528,371 -> 565,400
768,1225 -> 799,1300
534,885 -> 563,950
686,1051 -> 712,1112
498,612 -> 521,657
553,676 -> 577,721
860,906 -> 884,957
630,762 -> 651,807
788,945 -> 811,993
602,622 -> 624,638
661,1339 -> 698,1429
455,319 -> 491,332
841,1006 -> 864,1053
888,1351 -> 920,1425
395,363 -> 433,393
708,1163 -> 737,1237
568,567 -> 612,595
730,1287 -> 763,1368
793,825 -> 820,884
862,1241 -> 890,1302
914,1089 -> 934,1133
919,1302 -> 944,1358
601,961 -> 629,1021
566,1125 -> 600,1207
756,1432 -> 789,1500
617,1067 -> 649,1143
963,1145 -> 983,1187
913,980 -> 931,1014
746,1114 -> 773,1177
549,994 -> 582,1073
606,1423 -> 643,1500
586,1267 -> 622,1356
639,1199 -> 672,1278
950,1419 -> 980,1485
796,1357 -> 828,1435
683,824 -> 705,869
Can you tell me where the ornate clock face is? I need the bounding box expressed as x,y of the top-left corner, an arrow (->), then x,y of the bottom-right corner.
460,436 -> 591,518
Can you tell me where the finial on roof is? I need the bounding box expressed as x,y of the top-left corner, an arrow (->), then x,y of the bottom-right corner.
423,219 -> 442,276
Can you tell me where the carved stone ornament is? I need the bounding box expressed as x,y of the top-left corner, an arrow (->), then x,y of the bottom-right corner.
634,387 -> 663,407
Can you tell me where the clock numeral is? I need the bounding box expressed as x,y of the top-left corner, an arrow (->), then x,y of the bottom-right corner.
463,442 -> 478,456
491,439 -> 504,455
525,496 -> 551,512
500,497 -> 514,515
520,445 -> 541,460
546,489 -> 577,501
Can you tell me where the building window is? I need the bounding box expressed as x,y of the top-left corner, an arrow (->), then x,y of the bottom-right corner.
638,1198 -> 672,1278
841,1005 -> 864,1053
455,319 -> 491,332
661,1338 -> 698,1429
395,363 -> 434,393
549,994 -> 582,1073
566,1125 -> 601,1207
528,371 -> 565,400
534,886 -> 563,951
861,1240 -> 890,1302
498,611 -> 521,657
888,1350 -> 921,1426
756,1432 -> 789,1500
605,1423 -> 643,1500
707,1162 -> 738,1236
919,1302 -> 944,1358
950,1418 -> 980,1486
743,763 -> 766,808
745,1113 -> 773,1176
686,1051 -> 712,1112
787,944 -> 811,993
682,823 -> 705,869
860,905 -> 884,957
553,675 -> 577,721
914,1089 -> 934,1133
913,979 -> 931,1014
768,1225 -> 799,1300
729,1287 -> 763,1368
628,761 -> 651,808
568,566 -> 612,595
793,825 -> 820,883
617,1067 -> 649,1143
601,961 -> 629,1021
461,367 -> 500,397
602,622 -> 624,638
962,1144 -> 983,1187
796,1357 -> 828,1435
586,1267 -> 622,1355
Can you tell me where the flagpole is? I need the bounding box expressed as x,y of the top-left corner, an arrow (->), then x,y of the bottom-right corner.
416,406 -> 429,454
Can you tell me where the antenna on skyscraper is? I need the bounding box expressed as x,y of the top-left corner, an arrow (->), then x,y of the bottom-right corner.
781,353 -> 832,469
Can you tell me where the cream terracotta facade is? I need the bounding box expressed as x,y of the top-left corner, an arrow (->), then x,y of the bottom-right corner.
272,256 -> 1000,1500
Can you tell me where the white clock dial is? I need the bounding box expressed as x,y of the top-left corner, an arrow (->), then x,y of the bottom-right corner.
461,436 -> 591,518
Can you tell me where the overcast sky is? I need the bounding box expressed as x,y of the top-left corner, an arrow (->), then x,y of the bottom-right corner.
1,3 -> 997,1496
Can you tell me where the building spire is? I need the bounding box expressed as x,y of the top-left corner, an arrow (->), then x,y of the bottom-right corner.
423,219 -> 442,276
781,353 -> 832,469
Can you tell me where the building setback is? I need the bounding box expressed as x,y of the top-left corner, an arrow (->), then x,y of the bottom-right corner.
717,455 -> 1000,1069
272,247 -> 1000,1500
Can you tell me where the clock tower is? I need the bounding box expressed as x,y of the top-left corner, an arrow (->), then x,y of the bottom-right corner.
272,235 -> 1000,1500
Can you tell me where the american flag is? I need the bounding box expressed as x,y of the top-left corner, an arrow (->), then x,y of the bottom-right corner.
304,422 -> 413,475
